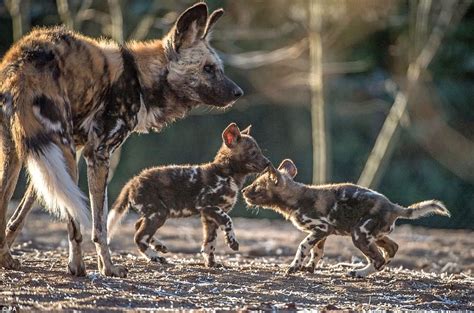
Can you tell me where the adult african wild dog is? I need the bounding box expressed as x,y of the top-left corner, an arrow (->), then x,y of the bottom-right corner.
0,3 -> 243,277
242,159 -> 450,278
108,123 -> 269,267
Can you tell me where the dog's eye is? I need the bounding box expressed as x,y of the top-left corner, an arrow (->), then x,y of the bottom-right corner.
203,64 -> 214,74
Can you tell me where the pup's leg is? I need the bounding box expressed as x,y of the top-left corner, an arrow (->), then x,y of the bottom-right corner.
134,212 -> 167,263
200,214 -> 219,267
6,185 -> 36,247
286,230 -> 326,275
201,207 -> 239,251
0,122 -> 21,270
304,238 -> 326,273
376,236 -> 398,265
349,219 -> 386,278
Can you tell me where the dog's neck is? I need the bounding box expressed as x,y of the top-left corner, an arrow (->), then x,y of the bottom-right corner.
123,40 -> 198,133
208,147 -> 254,188
266,181 -> 314,219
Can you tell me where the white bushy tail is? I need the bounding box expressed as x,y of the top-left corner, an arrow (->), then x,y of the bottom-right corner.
396,200 -> 451,220
26,143 -> 90,228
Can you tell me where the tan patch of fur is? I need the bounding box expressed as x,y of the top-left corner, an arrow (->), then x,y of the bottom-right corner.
98,40 -> 123,84
127,40 -> 166,88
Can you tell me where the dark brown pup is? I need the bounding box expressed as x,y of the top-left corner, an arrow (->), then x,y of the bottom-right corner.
0,3 -> 242,277
242,159 -> 450,278
108,123 -> 269,267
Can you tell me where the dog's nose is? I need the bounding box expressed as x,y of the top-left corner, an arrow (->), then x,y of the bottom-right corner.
241,186 -> 250,194
233,87 -> 244,99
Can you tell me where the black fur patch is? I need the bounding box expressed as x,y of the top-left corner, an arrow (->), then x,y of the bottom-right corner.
25,132 -> 52,155
33,95 -> 62,122
0,92 -> 14,117
142,69 -> 169,110
21,46 -> 55,67
89,45 -> 143,152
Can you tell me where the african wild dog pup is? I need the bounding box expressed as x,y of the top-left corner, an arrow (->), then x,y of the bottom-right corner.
107,123 -> 269,267
242,159 -> 450,278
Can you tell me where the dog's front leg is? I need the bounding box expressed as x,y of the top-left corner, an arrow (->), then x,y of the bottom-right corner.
201,207 -> 239,251
84,146 -> 127,278
286,231 -> 326,275
200,214 -> 219,267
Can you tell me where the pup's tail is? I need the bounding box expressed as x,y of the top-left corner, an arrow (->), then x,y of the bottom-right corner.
395,200 -> 451,220
107,184 -> 131,242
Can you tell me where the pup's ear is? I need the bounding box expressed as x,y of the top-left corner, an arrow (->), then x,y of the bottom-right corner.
278,159 -> 297,178
171,3 -> 208,51
240,125 -> 252,135
203,8 -> 224,39
268,164 -> 281,185
222,122 -> 241,148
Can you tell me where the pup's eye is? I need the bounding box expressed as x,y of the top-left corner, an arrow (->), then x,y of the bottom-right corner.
203,64 -> 214,73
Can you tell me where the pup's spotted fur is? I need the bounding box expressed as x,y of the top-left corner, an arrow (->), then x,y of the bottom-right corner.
242,159 -> 450,278
108,123 -> 269,267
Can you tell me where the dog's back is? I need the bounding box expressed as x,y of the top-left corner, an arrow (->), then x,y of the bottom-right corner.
107,163 -> 238,236
0,27 -> 105,226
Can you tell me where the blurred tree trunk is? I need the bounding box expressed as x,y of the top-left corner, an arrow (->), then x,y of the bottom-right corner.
56,0 -> 74,29
108,0 -> 124,43
357,0 -> 467,188
5,0 -> 30,41
309,0 -> 328,184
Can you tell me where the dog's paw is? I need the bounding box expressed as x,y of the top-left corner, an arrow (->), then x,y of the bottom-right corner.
205,260 -> 224,268
285,265 -> 299,276
0,252 -> 20,270
302,265 -> 315,274
149,256 -> 167,264
153,243 -> 169,254
228,240 -> 239,251
67,260 -> 86,277
101,264 -> 128,278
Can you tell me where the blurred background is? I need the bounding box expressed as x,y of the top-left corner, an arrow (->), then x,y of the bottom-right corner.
1,0 -> 472,229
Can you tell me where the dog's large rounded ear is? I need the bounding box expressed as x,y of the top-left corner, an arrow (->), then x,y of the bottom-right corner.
240,125 -> 252,135
222,122 -> 241,148
268,164 -> 281,185
203,8 -> 224,39
172,3 -> 208,51
278,159 -> 297,178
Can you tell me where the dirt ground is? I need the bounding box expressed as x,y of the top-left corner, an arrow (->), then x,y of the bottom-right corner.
1,210 -> 473,311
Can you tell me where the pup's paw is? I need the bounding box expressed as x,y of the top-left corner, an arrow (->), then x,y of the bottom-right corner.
228,239 -> 240,251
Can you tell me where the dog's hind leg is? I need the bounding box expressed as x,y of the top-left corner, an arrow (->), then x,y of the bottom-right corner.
134,212 -> 167,263
0,120 -> 22,270
376,236 -> 398,265
304,237 -> 326,273
6,185 -> 36,247
349,219 -> 386,278
63,150 -> 86,276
